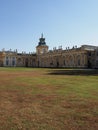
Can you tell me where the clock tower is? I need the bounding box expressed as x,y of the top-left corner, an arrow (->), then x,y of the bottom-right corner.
36,34 -> 48,55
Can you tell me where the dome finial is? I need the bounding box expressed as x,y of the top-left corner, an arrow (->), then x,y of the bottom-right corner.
41,33 -> 43,38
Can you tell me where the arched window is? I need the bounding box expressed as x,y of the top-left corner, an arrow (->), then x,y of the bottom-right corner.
69,56 -> 74,66
12,57 -> 16,66
6,57 -> 9,66
77,55 -> 81,66
63,60 -> 66,66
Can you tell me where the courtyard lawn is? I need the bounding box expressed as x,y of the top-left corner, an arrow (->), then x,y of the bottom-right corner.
0,67 -> 98,130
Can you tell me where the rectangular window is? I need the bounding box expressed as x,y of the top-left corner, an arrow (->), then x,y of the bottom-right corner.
6,60 -> 9,65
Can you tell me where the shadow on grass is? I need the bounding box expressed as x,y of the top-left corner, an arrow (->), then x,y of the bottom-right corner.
48,69 -> 98,76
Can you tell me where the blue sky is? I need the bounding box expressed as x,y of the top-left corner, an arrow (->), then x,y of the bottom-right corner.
0,0 -> 98,52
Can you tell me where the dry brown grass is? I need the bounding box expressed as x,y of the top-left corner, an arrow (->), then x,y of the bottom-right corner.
0,68 -> 98,130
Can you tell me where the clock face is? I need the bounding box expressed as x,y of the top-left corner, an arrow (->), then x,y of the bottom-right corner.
41,48 -> 45,54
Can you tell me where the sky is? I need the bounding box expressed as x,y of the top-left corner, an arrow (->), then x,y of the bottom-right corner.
0,0 -> 98,53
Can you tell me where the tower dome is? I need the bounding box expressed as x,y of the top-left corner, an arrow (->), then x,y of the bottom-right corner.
36,34 -> 48,54
38,33 -> 46,46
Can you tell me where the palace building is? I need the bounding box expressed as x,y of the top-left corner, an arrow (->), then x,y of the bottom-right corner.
0,35 -> 98,68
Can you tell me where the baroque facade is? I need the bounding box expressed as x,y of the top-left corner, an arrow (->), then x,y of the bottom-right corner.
0,35 -> 98,68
